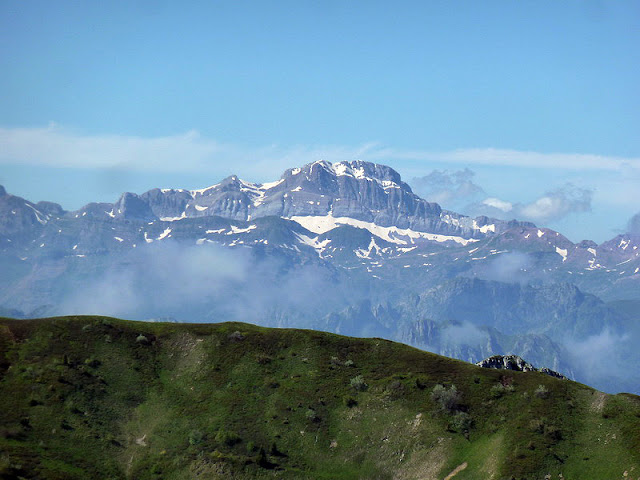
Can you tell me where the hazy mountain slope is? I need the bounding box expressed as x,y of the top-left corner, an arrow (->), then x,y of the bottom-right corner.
1,316 -> 639,480
1,160 -> 639,395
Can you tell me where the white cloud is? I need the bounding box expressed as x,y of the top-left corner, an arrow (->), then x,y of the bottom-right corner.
482,197 -> 513,212
469,184 -> 593,224
410,168 -> 485,207
387,147 -> 640,171
2,125 -> 639,179
520,185 -> 593,222
0,124 -> 220,171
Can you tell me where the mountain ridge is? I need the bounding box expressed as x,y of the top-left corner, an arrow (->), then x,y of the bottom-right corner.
0,316 -> 638,479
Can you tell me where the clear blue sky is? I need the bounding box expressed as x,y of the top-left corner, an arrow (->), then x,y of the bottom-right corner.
1,1 -> 638,242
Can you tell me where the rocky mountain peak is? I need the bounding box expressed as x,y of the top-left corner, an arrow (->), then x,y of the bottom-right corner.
113,192 -> 157,221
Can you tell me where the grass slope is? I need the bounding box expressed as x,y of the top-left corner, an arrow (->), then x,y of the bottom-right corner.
0,316 -> 638,479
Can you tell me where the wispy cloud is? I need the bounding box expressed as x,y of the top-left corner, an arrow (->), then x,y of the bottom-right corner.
387,147 -> 640,171
628,212 -> 640,235
1,125 -> 639,179
467,184 -> 593,224
410,168 -> 485,207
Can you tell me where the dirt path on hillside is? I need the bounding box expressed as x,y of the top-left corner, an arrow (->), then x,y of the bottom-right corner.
590,391 -> 607,412
443,462 -> 468,480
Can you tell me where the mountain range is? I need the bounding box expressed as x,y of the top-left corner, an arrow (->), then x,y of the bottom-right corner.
1,160 -> 639,394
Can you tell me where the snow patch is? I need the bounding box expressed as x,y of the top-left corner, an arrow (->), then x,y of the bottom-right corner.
355,238 -> 384,258
295,233 -> 331,257
114,236 -> 124,242
157,228 -> 172,240
472,220 -> 495,233
160,212 -> 187,221
227,225 -> 257,235
25,204 -> 47,224
555,246 -> 568,262
260,179 -> 284,190
194,205 -> 209,211
289,215 -> 477,246
190,184 -> 219,196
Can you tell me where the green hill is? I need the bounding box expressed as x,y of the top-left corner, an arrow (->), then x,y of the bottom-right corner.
0,316 -> 638,479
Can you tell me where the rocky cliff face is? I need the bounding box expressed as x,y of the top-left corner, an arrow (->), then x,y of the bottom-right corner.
409,277 -> 622,338
66,160 -> 533,240
476,354 -> 568,380
0,185 -> 63,237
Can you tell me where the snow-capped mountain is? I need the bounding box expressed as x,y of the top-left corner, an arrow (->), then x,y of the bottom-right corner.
72,160 -> 533,241
1,160 -> 639,394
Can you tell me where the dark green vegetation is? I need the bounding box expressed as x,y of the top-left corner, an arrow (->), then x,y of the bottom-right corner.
1,317 -> 639,479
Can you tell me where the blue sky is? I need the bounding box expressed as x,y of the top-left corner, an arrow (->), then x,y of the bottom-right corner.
1,1 -> 638,242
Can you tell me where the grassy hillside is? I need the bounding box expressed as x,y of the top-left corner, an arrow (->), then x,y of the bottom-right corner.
0,317 -> 638,479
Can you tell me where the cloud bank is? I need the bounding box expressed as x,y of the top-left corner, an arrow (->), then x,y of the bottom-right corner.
410,168 -> 485,208
56,240 -> 359,325
2,125 -> 639,178
627,212 -> 640,235
467,183 -> 593,224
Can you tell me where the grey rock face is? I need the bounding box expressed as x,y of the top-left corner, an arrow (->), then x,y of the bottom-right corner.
476,354 -> 537,372
76,160 -> 532,240
476,354 -> 568,380
140,188 -> 192,220
0,189 -> 62,236
411,277 -> 621,338
113,192 -> 157,221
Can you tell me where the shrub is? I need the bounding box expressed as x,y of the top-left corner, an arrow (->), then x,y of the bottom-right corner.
431,384 -> 460,412
255,354 -> 272,365
228,331 -> 245,342
84,358 -> 101,368
188,430 -> 204,445
350,375 -> 368,392
343,396 -> 358,408
490,383 -> 515,399
215,428 -> 241,447
450,411 -> 473,433
344,359 -> 355,367
305,408 -> 319,422
135,334 -> 150,345
534,384 -> 549,399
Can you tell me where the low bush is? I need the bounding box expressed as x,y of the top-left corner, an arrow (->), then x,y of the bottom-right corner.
450,411 -> 473,433
215,428 -> 241,447
534,385 -> 549,399
343,396 -> 358,408
350,375 -> 368,392
431,384 -> 460,412
188,430 -> 204,446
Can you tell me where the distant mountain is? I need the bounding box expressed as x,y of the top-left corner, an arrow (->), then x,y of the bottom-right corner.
1,160 -> 639,394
